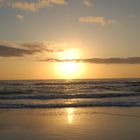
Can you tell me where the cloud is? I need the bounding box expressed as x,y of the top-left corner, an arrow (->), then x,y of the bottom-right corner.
40,57 -> 140,64
6,0 -> 67,11
83,0 -> 93,7
79,16 -> 117,26
50,0 -> 67,5
16,14 -> 24,21
0,0 -> 4,7
0,41 -> 64,57
11,1 -> 37,11
1,41 -> 139,64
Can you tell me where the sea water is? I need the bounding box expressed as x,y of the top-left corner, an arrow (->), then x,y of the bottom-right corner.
0,79 -> 140,108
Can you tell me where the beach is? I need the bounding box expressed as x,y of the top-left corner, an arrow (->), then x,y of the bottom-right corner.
0,79 -> 140,139
0,107 -> 140,140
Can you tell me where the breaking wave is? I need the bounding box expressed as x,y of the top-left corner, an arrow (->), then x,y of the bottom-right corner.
0,79 -> 140,109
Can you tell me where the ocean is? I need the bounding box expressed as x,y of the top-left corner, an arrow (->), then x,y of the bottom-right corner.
0,78 -> 140,108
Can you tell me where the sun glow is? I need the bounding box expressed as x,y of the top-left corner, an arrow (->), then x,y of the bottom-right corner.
54,49 -> 84,79
59,49 -> 81,60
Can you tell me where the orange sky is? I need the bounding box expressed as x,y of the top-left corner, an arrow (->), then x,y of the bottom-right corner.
0,0 -> 140,79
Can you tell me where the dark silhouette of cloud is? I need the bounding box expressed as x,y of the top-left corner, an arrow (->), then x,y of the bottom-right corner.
40,57 -> 140,64
0,44 -> 40,57
1,41 -> 140,64
0,41 -> 63,57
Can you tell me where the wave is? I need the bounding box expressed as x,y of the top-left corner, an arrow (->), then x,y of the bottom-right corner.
31,79 -> 140,86
0,79 -> 140,86
0,101 -> 139,108
0,90 -> 34,95
32,81 -> 140,86
0,92 -> 140,100
0,79 -> 139,109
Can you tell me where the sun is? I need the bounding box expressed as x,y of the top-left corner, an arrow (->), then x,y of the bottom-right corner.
54,49 -> 84,79
55,61 -> 84,79
59,49 -> 81,60
58,62 -> 79,74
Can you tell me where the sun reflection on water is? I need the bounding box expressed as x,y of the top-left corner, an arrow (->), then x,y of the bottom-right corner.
66,108 -> 75,124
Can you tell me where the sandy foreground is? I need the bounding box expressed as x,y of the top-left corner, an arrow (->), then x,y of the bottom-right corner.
0,107 -> 140,140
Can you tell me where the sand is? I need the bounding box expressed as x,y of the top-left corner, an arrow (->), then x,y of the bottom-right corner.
0,107 -> 140,140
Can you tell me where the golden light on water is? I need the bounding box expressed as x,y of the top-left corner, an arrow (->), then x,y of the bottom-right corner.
66,108 -> 75,124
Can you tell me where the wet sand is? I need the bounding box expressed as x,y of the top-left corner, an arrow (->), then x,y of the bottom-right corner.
0,107 -> 140,140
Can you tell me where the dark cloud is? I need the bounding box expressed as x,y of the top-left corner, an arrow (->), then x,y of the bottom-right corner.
0,44 -> 40,57
1,41 -> 140,64
40,57 -> 140,64
0,41 -> 63,57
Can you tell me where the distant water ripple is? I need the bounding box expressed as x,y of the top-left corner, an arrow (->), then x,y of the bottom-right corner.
0,79 -> 140,108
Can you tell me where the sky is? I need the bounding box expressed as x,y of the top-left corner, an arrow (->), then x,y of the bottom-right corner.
0,0 -> 140,79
